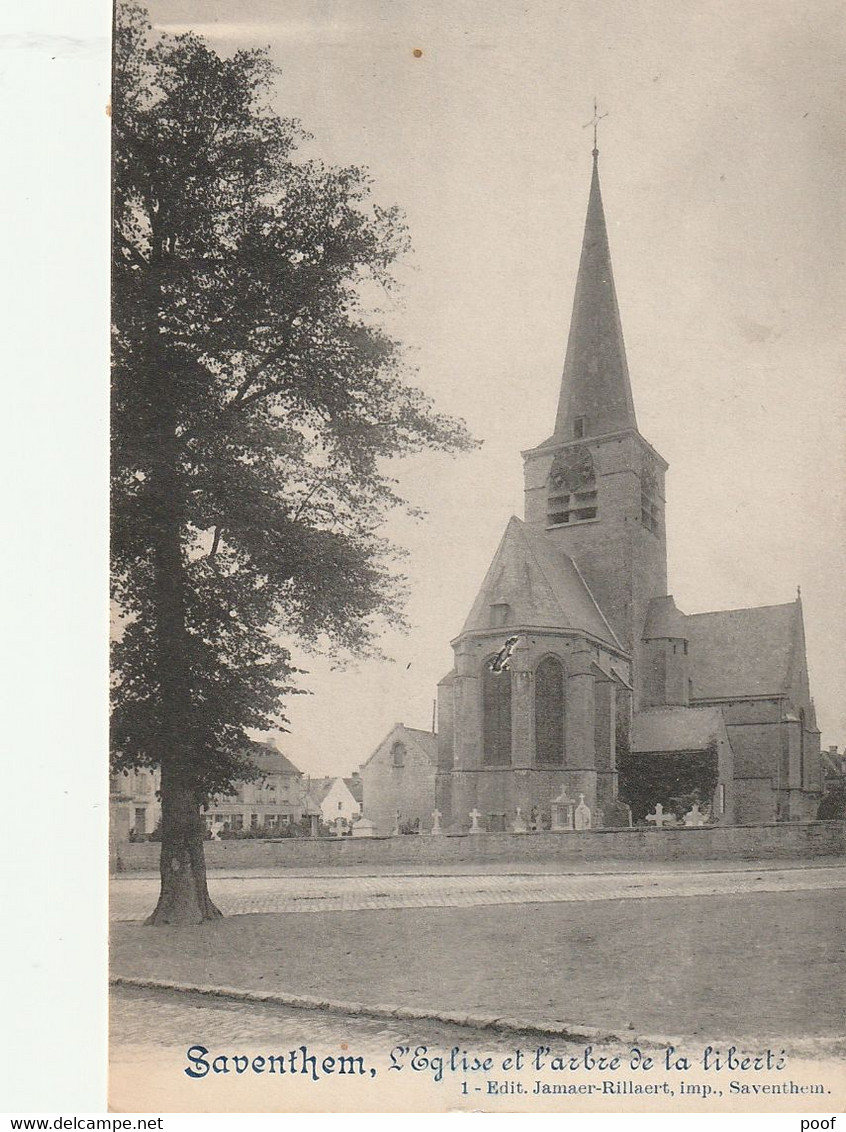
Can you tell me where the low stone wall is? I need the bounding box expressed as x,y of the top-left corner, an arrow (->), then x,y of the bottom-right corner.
113,820 -> 846,872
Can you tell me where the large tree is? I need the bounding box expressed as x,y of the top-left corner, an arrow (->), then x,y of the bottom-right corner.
111,3 -> 474,923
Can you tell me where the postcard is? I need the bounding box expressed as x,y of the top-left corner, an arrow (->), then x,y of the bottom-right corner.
108,0 -> 845,1114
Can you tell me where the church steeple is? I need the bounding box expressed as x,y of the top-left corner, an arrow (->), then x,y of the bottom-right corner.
553,151 -> 637,441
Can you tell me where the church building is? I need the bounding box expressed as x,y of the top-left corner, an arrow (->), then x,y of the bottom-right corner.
434,144 -> 822,830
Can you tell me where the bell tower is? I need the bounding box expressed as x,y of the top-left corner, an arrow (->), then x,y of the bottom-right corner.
522,146 -> 668,683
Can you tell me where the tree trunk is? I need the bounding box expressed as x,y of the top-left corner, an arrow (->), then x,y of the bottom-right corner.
145,777 -> 222,925
144,346 -> 222,925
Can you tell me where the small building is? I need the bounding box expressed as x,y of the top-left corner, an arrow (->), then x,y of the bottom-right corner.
627,705 -> 735,824
302,775 -> 362,829
110,766 -> 161,841
360,723 -> 438,835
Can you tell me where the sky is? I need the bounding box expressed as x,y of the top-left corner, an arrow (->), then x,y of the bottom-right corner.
148,0 -> 845,775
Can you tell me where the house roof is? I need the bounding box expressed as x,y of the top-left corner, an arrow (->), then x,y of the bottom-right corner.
459,516 -> 621,648
344,776 -> 364,804
302,777 -> 334,807
686,600 -> 799,700
248,744 -> 302,778
632,706 -> 728,753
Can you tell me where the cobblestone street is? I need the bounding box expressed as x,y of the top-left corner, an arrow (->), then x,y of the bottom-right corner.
111,983 -> 531,1056
111,861 -> 846,921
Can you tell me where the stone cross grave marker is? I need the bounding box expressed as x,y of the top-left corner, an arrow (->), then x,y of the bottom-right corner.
683,803 -> 706,827
646,803 -> 673,828
468,808 -> 482,833
431,809 -> 443,836
574,793 -> 592,830
512,806 -> 528,834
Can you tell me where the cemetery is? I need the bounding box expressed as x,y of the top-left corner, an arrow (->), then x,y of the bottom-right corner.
112,812 -> 846,872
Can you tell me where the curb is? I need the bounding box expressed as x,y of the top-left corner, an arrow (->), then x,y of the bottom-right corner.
111,976 -> 846,1059
110,975 -> 630,1046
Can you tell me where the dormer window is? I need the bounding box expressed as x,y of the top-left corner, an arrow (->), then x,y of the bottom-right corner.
490,601 -> 510,628
547,446 -> 597,526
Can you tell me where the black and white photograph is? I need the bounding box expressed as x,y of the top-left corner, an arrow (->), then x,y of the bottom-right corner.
103,0 -> 844,1114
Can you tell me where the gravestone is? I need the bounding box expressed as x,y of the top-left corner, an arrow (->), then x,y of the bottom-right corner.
603,799 -> 633,829
574,793 -> 592,831
646,802 -> 674,828
683,803 -> 707,827
430,808 -> 443,835
551,790 -> 575,831
511,806 -> 528,834
468,807 -> 482,833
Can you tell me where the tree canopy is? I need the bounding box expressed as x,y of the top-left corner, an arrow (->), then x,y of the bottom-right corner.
110,3 -> 475,917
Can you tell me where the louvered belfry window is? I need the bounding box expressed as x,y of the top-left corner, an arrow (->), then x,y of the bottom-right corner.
547,446 -> 597,526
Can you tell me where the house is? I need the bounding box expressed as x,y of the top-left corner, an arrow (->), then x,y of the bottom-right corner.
302,775 -> 362,829
432,144 -> 822,831
110,766 -> 161,841
204,741 -> 305,833
361,723 -> 439,835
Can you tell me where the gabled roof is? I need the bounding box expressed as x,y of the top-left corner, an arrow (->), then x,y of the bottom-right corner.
686,600 -> 800,700
302,776 -> 334,807
402,727 -> 438,764
344,776 -> 364,804
459,516 -> 621,648
248,743 -> 302,778
360,722 -> 439,770
552,151 -> 638,443
632,706 -> 728,753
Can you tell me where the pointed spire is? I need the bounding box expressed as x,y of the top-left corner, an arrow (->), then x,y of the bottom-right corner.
553,150 -> 638,441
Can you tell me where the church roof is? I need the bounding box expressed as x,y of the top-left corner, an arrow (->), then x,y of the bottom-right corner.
550,151 -> 638,443
632,706 -> 728,753
459,516 -> 621,648
686,600 -> 799,700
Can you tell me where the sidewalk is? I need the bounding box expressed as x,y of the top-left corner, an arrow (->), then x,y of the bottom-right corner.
110,861 -> 846,921
110,883 -> 846,1052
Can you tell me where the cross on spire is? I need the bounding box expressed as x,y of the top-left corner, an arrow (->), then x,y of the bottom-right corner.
583,98 -> 608,157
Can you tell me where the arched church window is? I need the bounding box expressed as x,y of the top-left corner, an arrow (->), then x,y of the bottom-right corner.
547,446 -> 597,527
391,741 -> 406,768
483,660 -> 512,765
535,656 -> 565,765
640,465 -> 660,533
